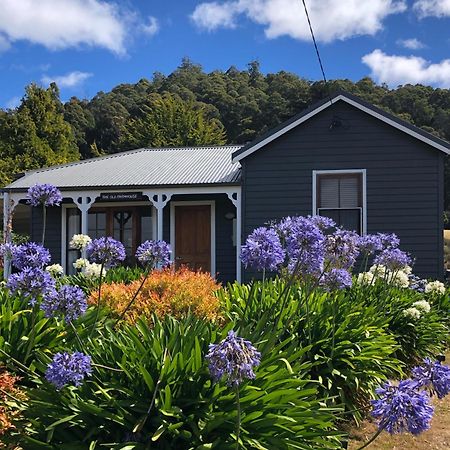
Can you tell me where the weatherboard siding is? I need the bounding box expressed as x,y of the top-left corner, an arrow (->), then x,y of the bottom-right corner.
31,206 -> 62,265
241,101 -> 444,280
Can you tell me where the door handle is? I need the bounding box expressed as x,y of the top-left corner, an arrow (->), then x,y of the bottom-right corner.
175,256 -> 183,260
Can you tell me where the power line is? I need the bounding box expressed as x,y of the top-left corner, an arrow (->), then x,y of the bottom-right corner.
300,0 -> 333,106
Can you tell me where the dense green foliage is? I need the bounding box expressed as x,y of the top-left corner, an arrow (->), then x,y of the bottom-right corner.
1,59 -> 449,207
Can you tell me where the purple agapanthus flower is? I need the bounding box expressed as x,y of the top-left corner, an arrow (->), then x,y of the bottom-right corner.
374,248 -> 412,271
41,285 -> 87,322
325,229 -> 360,270
371,380 -> 434,435
308,215 -> 336,231
135,240 -> 171,268
45,351 -> 92,390
86,237 -> 126,268
377,233 -> 400,250
27,183 -> 62,207
409,275 -> 427,293
11,242 -> 51,270
358,234 -> 383,255
412,358 -> 450,399
7,267 -> 56,305
206,330 -> 261,387
320,268 -> 353,291
240,227 -> 285,272
275,216 -> 325,276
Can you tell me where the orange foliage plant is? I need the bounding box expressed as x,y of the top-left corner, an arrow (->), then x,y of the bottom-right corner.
90,267 -> 221,323
0,370 -> 24,441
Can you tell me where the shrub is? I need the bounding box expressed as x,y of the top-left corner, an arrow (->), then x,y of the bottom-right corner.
219,279 -> 402,423
19,315 -> 341,449
0,369 -> 26,446
92,267 -> 222,323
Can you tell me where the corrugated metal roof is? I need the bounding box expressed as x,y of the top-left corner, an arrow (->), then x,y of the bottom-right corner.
6,146 -> 243,190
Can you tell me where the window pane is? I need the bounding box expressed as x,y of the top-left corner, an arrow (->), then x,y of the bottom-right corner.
141,215 -> 153,242
318,208 -> 361,234
66,209 -> 81,275
340,177 -> 360,207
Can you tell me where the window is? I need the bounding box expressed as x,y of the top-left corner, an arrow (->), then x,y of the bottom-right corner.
314,170 -> 365,234
64,205 -> 155,273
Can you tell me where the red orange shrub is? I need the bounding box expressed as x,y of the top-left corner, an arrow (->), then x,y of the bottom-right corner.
90,267 -> 221,323
0,369 -> 24,444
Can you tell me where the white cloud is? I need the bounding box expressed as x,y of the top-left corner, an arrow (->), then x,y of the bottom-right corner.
41,71 -> 93,88
190,0 -> 406,42
141,16 -> 160,36
396,38 -> 426,49
0,0 -> 161,55
191,2 -> 238,31
413,0 -> 450,18
362,49 -> 450,87
5,96 -> 21,109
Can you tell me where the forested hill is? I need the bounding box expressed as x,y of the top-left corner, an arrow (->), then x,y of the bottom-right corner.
0,59 -> 449,209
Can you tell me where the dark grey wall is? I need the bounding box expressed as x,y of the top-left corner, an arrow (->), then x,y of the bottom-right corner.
163,194 -> 237,284
31,206 -> 62,265
241,101 -> 445,280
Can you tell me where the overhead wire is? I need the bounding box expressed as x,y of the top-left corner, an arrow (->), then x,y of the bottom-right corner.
300,0 -> 333,106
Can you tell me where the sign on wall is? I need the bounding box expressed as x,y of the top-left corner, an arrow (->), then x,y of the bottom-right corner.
99,192 -> 144,201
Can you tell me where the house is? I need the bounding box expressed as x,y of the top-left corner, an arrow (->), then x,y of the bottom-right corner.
3,92 -> 449,281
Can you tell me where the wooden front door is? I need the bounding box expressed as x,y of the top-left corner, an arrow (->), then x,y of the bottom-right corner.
175,205 -> 211,272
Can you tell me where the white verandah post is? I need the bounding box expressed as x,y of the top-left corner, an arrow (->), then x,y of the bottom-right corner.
227,191 -> 242,283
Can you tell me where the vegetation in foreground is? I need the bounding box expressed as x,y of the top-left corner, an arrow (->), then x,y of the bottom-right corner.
0,183 -> 449,449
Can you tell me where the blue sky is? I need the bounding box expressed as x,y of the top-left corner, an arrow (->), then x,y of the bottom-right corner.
1,0 -> 450,108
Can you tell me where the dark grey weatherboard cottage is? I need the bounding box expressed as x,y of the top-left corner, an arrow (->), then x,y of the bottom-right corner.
3,92 -> 449,281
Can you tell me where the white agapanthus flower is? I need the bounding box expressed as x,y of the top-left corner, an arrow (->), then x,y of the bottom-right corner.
83,262 -> 106,279
73,258 -> 89,269
45,263 -> 64,277
403,307 -> 422,320
403,265 -> 413,275
425,280 -> 446,295
69,234 -> 92,250
412,300 -> 431,314
357,272 -> 374,285
388,270 -> 410,288
369,264 -> 387,277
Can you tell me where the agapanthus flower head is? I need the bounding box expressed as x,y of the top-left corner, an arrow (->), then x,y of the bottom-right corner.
7,267 -> 56,305
73,258 -> 88,270
27,183 -> 62,207
69,234 -> 92,250
425,280 -> 446,296
403,307 -> 422,320
86,237 -> 125,268
388,270 -> 410,288
325,228 -> 360,270
409,275 -> 427,293
45,351 -> 92,390
358,234 -> 383,255
135,240 -> 171,268
320,268 -> 352,291
371,379 -> 434,435
45,263 -> 64,277
412,358 -> 450,399
307,215 -> 336,231
412,300 -> 431,314
240,227 -> 285,272
357,271 -> 375,285
206,330 -> 261,387
11,242 -> 51,270
41,285 -> 87,322
82,262 -> 106,279
374,248 -> 412,271
275,216 -> 325,276
377,233 -> 400,250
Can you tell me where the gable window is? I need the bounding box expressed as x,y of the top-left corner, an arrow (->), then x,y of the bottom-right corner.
313,170 -> 366,234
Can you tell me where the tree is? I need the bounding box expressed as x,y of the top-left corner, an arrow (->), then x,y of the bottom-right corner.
0,83 -> 79,186
119,93 -> 226,149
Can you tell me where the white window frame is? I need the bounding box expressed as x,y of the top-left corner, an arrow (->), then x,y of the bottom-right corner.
170,200 -> 216,277
312,169 -> 367,235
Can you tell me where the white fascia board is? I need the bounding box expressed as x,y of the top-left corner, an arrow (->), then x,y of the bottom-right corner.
232,94 -> 450,163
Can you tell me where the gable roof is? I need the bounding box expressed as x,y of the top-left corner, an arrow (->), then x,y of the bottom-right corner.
232,91 -> 450,162
5,145 -> 243,192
